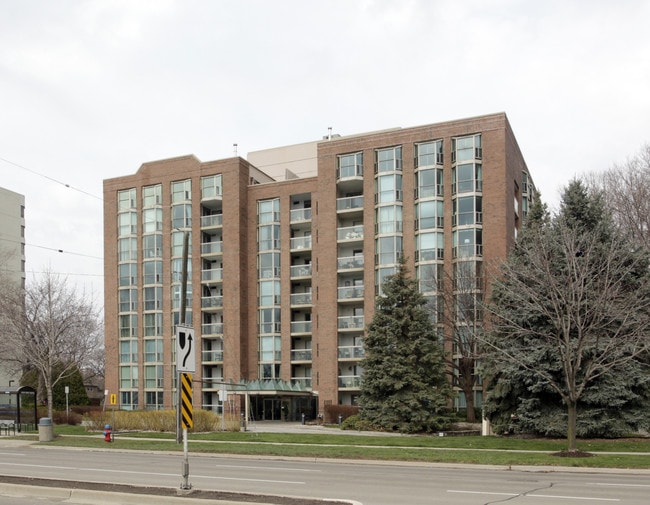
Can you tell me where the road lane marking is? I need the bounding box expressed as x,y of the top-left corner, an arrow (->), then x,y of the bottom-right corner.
213,463 -> 320,473
592,482 -> 650,488
448,490 -> 620,501
0,462 -> 305,485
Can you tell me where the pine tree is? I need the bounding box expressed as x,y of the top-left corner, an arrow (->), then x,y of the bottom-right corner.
360,258 -> 451,433
484,180 -> 650,451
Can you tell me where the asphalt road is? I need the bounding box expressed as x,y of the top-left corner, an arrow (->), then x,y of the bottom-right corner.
1,439 -> 649,504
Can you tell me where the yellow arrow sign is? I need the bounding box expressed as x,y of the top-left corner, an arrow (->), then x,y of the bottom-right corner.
181,372 -> 193,429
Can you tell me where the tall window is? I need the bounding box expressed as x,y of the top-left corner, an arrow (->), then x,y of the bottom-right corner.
415,140 -> 443,168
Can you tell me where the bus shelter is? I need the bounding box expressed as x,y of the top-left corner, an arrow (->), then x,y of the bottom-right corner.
0,385 -> 37,433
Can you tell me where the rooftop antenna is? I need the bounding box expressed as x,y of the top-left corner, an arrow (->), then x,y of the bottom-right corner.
233,143 -> 238,156
327,127 -> 332,140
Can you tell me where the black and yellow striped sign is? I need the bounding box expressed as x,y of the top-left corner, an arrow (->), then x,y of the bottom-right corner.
181,372 -> 193,429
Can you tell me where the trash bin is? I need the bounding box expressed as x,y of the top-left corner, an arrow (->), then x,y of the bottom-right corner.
38,417 -> 54,442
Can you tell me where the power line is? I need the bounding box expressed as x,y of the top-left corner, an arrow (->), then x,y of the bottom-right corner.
0,156 -> 102,200
28,243 -> 103,260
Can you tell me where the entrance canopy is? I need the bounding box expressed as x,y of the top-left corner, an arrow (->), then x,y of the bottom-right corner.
0,385 -> 38,432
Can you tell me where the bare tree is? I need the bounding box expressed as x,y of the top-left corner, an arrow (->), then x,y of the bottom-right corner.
442,260 -> 484,423
585,144 -> 650,249
485,181 -> 650,452
0,270 -> 102,419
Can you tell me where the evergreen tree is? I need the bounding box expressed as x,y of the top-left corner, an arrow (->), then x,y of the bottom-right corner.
360,258 -> 451,433
484,180 -> 650,451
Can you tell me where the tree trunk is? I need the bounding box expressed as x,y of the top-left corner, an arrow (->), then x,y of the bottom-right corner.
464,386 -> 476,423
566,399 -> 578,452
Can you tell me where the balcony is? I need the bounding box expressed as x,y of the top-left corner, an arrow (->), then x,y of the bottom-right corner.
337,285 -> 364,301
336,195 -> 364,213
337,225 -> 363,242
201,241 -> 223,258
200,214 -> 223,229
201,268 -> 223,283
290,349 -> 313,361
338,375 -> 362,388
290,321 -> 312,334
290,236 -> 312,251
338,315 -> 364,330
290,264 -> 312,278
290,208 -> 312,223
338,345 -> 365,359
290,293 -> 312,306
291,377 -> 312,388
201,323 -> 224,336
201,295 -> 223,310
201,349 -> 224,362
337,255 -> 364,271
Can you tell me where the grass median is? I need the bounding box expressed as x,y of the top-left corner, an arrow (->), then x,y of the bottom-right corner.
36,425 -> 650,470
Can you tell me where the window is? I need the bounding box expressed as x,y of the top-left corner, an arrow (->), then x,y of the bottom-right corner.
416,200 -> 443,230
258,198 -> 280,224
144,312 -> 163,337
120,340 -> 138,363
118,237 -> 137,262
171,231 -> 192,257
143,286 -> 163,311
120,365 -> 138,389
118,212 -> 137,236
119,288 -> 138,313
375,235 -> 402,266
376,205 -> 403,234
118,189 -> 136,211
143,261 -> 162,285
453,196 -> 482,226
119,314 -> 138,338
172,204 -> 192,229
143,234 -> 162,258
453,163 -> 482,194
172,180 -> 191,203
142,185 -> 161,208
375,146 -> 402,172
452,134 -> 482,163
201,174 -> 222,199
375,174 -> 403,203
416,168 -> 443,199
259,335 -> 281,362
258,224 -> 280,251
119,263 -> 137,286
453,229 -> 483,258
415,140 -> 443,167
144,365 -> 164,389
259,252 -> 281,279
259,280 -> 281,306
145,391 -> 164,410
144,339 -> 163,362
337,152 -> 363,179
143,208 -> 162,233
259,308 -> 281,334
416,232 -> 443,262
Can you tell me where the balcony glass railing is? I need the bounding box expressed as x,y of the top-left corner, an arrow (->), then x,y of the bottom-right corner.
336,195 -> 364,212
338,315 -> 364,330
290,293 -> 312,306
201,214 -> 223,228
337,286 -> 364,300
290,321 -> 312,334
338,345 -> 365,359
290,349 -> 313,361
201,268 -> 223,282
337,225 -> 363,241
201,323 -> 224,335
201,295 -> 223,309
291,377 -> 313,388
201,241 -> 223,255
290,236 -> 312,250
290,264 -> 312,278
290,208 -> 312,222
337,255 -> 364,270
201,350 -> 223,362
338,375 -> 362,388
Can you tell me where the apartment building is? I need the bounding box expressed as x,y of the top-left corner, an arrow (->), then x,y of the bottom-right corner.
0,187 -> 26,387
103,112 -> 535,420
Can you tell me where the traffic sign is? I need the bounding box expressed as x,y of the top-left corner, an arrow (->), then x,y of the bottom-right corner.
180,372 -> 193,429
176,325 -> 196,373
110,394 -> 117,405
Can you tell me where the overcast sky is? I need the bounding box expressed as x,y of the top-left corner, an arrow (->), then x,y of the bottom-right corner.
1,0 -> 649,301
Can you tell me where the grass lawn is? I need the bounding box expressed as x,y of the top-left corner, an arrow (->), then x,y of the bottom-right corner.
31,425 -> 650,470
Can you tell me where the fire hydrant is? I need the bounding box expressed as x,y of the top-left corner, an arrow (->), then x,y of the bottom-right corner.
103,424 -> 112,443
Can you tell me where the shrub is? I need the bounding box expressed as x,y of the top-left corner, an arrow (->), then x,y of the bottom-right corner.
83,409 -> 231,432
52,410 -> 83,425
323,404 -> 359,424
340,414 -> 380,432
